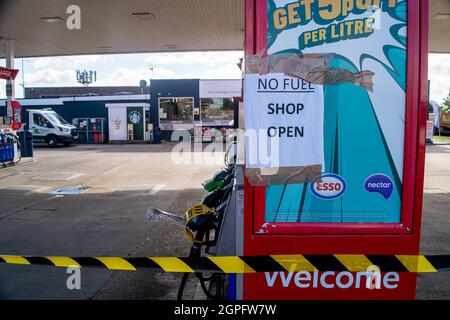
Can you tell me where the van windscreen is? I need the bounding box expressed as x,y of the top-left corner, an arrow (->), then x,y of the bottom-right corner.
46,112 -> 68,125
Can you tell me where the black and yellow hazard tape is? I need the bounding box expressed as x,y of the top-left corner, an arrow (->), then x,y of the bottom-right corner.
1,254 -> 450,273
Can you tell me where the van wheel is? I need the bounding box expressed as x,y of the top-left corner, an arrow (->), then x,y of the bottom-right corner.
47,136 -> 58,148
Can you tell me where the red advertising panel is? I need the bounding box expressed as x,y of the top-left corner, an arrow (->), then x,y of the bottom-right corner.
0,66 -> 19,80
243,0 -> 428,300
11,101 -> 23,130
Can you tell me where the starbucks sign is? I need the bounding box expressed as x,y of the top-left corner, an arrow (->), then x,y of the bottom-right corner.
128,111 -> 142,124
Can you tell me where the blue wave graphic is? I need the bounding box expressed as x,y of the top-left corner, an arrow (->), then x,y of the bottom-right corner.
264,0 -> 407,223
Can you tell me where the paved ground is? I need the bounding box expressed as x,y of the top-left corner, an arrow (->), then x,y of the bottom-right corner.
0,141 -> 449,300
417,139 -> 450,300
0,143 -> 226,300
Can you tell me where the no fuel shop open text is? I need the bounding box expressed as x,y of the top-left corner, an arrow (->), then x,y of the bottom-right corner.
259,77 -> 314,138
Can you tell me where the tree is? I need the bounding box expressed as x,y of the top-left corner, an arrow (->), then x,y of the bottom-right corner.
442,92 -> 450,113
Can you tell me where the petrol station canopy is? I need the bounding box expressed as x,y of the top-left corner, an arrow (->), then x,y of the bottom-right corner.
0,0 -> 449,58
0,0 -> 244,58
429,0 -> 450,53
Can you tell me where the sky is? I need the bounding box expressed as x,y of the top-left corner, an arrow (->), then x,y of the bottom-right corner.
1,51 -> 449,104
428,53 -> 450,105
0,51 -> 244,98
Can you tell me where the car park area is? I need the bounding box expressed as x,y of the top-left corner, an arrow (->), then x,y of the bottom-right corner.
0,144 -> 225,299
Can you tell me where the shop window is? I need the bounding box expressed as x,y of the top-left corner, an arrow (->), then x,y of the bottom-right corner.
200,98 -> 234,124
159,98 -> 194,123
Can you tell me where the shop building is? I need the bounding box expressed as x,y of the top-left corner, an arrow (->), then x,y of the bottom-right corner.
150,79 -> 241,143
1,79 -> 241,144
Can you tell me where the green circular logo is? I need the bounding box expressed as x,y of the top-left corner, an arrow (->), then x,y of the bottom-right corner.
129,111 -> 142,124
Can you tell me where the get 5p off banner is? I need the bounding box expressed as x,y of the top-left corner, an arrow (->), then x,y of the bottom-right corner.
245,0 -> 407,223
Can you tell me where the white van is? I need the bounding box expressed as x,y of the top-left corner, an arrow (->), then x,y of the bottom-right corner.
26,109 -> 79,147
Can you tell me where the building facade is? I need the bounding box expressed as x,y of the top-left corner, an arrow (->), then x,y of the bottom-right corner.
2,79 -> 241,144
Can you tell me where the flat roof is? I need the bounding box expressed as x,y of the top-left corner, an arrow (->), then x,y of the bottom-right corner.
0,94 -> 150,106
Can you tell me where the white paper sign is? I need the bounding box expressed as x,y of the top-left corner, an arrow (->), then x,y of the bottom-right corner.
244,73 -> 324,169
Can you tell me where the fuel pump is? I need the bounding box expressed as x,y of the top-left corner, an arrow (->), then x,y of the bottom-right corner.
127,124 -> 134,143
0,130 -> 21,167
147,141 -> 237,300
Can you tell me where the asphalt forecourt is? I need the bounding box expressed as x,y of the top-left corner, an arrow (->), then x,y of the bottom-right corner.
1,144 -> 449,300
0,144 -> 225,300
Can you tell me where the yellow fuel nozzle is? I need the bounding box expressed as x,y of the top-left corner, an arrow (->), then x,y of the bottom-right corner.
184,204 -> 215,243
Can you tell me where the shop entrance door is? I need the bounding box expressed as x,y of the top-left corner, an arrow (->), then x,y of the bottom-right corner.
107,106 -> 127,142
127,107 -> 144,141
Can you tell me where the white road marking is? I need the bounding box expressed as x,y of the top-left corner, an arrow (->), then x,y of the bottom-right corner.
149,185 -> 165,195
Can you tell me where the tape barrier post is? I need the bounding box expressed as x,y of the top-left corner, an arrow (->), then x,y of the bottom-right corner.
0,254 -> 449,273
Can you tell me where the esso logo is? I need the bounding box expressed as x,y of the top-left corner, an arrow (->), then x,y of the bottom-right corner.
310,174 -> 347,200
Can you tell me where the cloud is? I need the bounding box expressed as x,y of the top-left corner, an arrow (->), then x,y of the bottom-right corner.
0,51 -> 244,99
145,51 -> 243,67
95,67 -> 151,86
146,51 -> 243,80
2,52 -> 448,103
94,67 -> 191,86
152,68 -> 190,79
25,68 -> 77,86
201,65 -> 242,79
428,53 -> 450,104
29,55 -> 102,69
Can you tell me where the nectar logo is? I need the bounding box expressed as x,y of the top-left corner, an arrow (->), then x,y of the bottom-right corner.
364,174 -> 394,199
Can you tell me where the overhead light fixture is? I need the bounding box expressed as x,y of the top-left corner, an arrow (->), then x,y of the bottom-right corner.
131,12 -> 156,21
98,46 -> 115,52
164,44 -> 179,50
433,13 -> 450,20
40,16 -> 65,23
